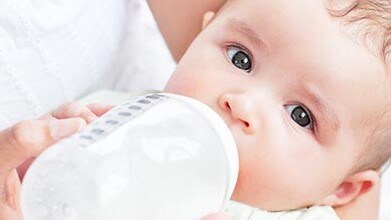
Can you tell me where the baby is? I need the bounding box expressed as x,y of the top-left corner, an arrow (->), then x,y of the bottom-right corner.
1,0 -> 389,219
159,0 -> 391,218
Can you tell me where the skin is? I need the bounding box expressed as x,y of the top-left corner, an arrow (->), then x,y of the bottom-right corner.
0,103 -> 113,220
163,0 -> 387,213
147,0 -> 226,61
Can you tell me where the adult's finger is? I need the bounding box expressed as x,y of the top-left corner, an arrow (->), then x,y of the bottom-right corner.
51,102 -> 98,123
16,158 -> 35,181
0,118 -> 86,173
86,103 -> 115,117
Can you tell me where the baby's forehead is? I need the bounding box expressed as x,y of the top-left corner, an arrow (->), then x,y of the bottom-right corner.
220,0 -> 327,17
223,0 -> 390,66
218,0 -> 337,42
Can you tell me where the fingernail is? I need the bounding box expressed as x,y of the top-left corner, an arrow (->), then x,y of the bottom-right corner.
87,115 -> 98,123
90,103 -> 112,108
50,118 -> 86,140
81,111 -> 98,123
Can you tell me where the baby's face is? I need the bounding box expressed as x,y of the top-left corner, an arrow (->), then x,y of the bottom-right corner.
164,0 -> 388,210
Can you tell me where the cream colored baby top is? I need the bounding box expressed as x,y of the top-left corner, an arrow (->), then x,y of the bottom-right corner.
224,200 -> 339,220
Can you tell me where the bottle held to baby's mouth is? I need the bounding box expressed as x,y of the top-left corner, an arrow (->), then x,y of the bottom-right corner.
21,93 -> 239,220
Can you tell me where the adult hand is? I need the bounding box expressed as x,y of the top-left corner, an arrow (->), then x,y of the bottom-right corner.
0,102 -> 113,220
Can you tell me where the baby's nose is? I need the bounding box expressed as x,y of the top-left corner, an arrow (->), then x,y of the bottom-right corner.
218,94 -> 257,134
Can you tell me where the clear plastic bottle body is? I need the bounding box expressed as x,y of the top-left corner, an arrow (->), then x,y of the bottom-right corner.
21,93 -> 238,220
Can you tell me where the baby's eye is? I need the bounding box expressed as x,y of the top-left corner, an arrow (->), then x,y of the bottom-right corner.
285,104 -> 313,130
226,46 -> 252,72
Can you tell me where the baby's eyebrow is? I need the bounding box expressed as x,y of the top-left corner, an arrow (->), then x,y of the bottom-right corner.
227,18 -> 269,53
300,85 -> 341,133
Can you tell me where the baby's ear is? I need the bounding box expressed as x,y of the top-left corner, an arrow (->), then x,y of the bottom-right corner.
320,170 -> 379,207
202,11 -> 215,30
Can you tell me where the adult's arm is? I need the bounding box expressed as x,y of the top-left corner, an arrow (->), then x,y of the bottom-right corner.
147,0 -> 226,62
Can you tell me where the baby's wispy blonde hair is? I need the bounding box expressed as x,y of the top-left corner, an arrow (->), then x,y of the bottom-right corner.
328,0 -> 391,66
328,0 -> 391,172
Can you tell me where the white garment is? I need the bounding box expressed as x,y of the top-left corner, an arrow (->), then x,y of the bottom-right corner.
0,0 -> 128,129
0,0 -> 175,130
224,200 -> 339,220
104,0 -> 175,93
380,167 -> 391,220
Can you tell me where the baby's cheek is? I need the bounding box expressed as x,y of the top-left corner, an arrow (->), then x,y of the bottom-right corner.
231,150 -> 280,206
232,146 -> 315,210
164,70 -> 193,94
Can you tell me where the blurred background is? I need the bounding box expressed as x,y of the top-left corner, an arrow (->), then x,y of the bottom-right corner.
98,0 -> 175,93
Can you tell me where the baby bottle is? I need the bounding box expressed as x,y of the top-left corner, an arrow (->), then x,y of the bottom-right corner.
21,93 -> 239,220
